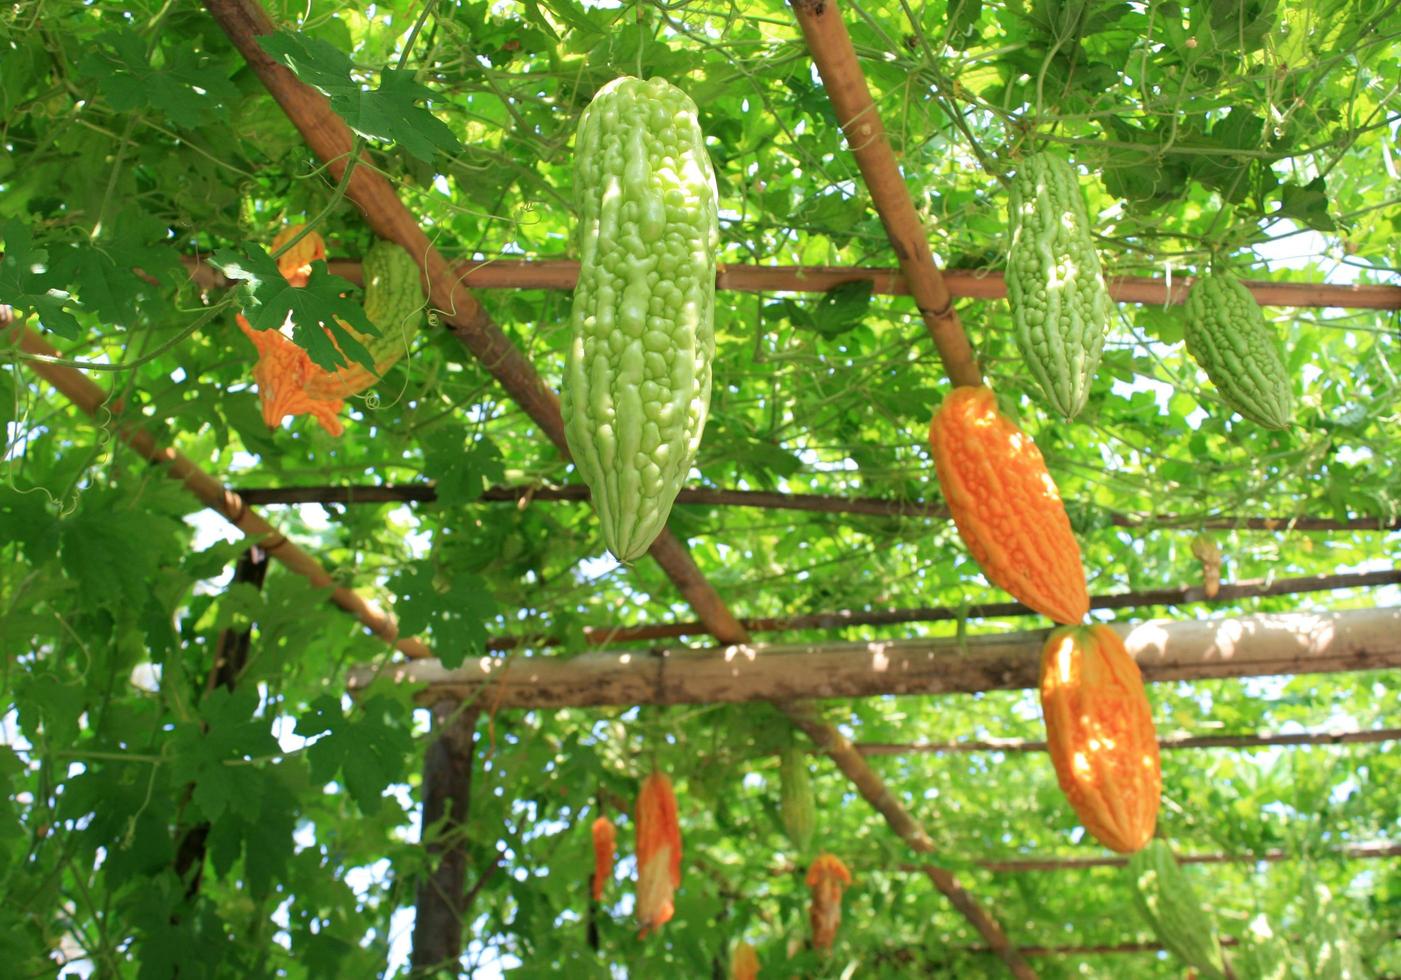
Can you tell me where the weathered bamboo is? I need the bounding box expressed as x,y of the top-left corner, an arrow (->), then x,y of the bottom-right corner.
347,607 -> 1401,708
857,726 -> 1401,756
232,480 -> 1401,533
182,255 -> 1401,310
788,0 -> 983,389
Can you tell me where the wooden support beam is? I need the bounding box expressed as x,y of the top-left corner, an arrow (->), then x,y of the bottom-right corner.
789,0 -> 982,388
857,726 -> 1401,757
184,255 -> 1401,310
347,607 -> 1401,709
231,480 -> 1401,534
410,702 -> 482,974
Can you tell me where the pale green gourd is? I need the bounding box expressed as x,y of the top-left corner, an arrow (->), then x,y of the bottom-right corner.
1183,274 -> 1293,429
1006,153 -> 1112,420
562,76 -> 719,561
1127,839 -> 1229,979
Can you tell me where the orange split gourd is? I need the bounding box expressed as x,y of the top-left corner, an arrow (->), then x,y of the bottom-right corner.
928,385 -> 1089,624
1039,624 -> 1161,853
730,941 -> 760,980
590,816 -> 616,902
805,853 -> 852,952
634,771 -> 682,936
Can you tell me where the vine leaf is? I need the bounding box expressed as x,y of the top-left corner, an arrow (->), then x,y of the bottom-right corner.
258,32 -> 459,162
212,246 -> 377,372
296,695 -> 413,813
0,219 -> 82,339
75,29 -> 238,129
389,561 -> 495,669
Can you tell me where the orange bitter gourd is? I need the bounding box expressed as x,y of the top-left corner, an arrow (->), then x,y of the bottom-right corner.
928,385 -> 1089,624
634,771 -> 682,937
303,240 -> 425,402
269,224 -> 326,286
590,816 -> 616,902
1040,625 -> 1161,853
805,853 -> 852,953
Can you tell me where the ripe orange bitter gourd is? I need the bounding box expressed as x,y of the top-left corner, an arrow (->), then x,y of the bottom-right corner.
928,385 -> 1089,624
1040,624 -> 1161,853
805,853 -> 852,952
634,771 -> 682,936
269,224 -> 326,287
590,816 -> 616,902
730,941 -> 760,980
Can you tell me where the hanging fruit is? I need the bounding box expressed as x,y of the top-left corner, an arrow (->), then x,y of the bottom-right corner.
1128,839 -> 1229,978
730,940 -> 760,980
561,76 -> 720,562
269,224 -> 326,286
778,745 -> 815,854
590,816 -> 616,902
634,771 -> 682,936
928,385 -> 1089,624
1040,625 -> 1161,852
805,853 -> 852,952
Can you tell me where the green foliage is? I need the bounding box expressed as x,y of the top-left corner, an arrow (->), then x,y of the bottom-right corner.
0,0 -> 1397,976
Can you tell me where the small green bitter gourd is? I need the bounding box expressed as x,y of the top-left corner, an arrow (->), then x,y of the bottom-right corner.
1005,153 -> 1112,420
1183,273 -> 1293,429
779,745 -> 815,854
562,76 -> 719,562
1127,839 -> 1229,979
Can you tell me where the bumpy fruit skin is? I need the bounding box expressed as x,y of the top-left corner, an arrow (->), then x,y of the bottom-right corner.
779,745 -> 815,854
1040,625 -> 1161,853
1183,274 -> 1293,429
1005,153 -> 1111,420
928,386 -> 1089,624
805,853 -> 852,953
562,76 -> 719,562
1128,839 -> 1228,977
303,240 -> 426,401
590,816 -> 616,902
635,771 -> 682,936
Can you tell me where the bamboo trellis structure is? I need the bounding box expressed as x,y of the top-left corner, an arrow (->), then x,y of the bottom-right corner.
3,0 -> 1393,971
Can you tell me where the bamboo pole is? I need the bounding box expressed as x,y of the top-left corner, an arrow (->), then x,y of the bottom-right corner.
856,726 -> 1401,756
347,607 -> 1401,709
4,316 -> 431,659
788,0 -> 983,388
182,255 -> 1401,310
231,480 -> 1401,533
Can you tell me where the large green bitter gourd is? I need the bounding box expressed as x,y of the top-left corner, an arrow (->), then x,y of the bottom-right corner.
562,76 -> 719,561
1183,273 -> 1293,429
1127,839 -> 1229,978
1006,153 -> 1112,420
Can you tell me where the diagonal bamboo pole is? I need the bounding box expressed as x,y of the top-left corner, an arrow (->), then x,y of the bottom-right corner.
4,314 -> 430,659
789,0 -> 983,387
199,0 -> 1025,965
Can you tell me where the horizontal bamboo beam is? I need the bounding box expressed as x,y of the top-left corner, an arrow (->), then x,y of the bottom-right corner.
184,255 -> 1401,311
231,481 -> 1401,533
346,606 -> 1401,708
961,840 -> 1401,874
858,726 -> 1400,756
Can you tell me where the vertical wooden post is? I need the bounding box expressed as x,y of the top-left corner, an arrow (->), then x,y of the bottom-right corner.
410,700 -> 481,974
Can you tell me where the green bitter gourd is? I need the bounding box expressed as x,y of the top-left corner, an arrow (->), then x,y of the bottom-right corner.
1006,153 -> 1112,420
1183,273 -> 1293,429
562,76 -> 719,561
